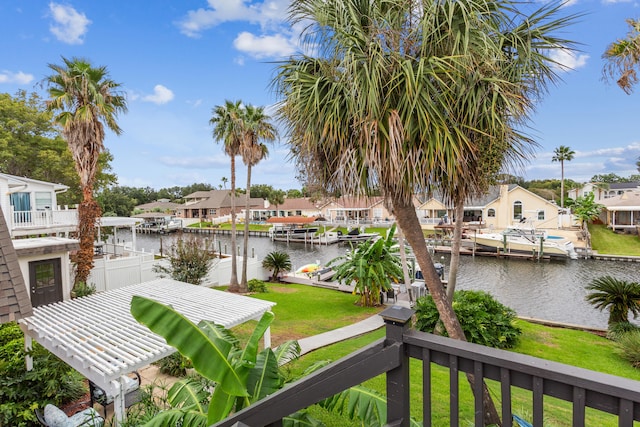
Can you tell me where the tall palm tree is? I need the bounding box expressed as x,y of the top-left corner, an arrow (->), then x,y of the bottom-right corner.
210,100 -> 243,292
44,57 -> 127,286
552,145 -> 575,209
603,18 -> 640,94
239,105 -> 276,290
586,276 -> 640,326
273,0 -> 577,423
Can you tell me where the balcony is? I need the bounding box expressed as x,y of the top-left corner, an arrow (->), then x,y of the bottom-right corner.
213,306 -> 640,427
10,209 -> 78,237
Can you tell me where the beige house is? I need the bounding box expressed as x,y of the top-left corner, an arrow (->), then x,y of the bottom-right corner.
599,191 -> 640,232
320,196 -> 396,223
178,190 -> 265,222
255,197 -> 325,219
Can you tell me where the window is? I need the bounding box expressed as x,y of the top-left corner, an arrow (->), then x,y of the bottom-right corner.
513,201 -> 522,220
537,210 -> 545,220
487,209 -> 495,217
35,192 -> 52,210
209,209 -> 217,215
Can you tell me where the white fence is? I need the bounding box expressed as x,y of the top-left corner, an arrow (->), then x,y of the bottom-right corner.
86,252 -> 268,292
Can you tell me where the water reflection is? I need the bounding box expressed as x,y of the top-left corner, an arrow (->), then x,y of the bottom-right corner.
120,231 -> 638,329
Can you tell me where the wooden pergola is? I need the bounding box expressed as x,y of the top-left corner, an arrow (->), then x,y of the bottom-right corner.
19,279 -> 275,425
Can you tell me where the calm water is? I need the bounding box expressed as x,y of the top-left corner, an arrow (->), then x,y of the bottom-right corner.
117,231 -> 639,330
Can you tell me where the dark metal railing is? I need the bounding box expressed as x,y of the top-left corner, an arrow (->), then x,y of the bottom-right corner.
213,306 -> 640,427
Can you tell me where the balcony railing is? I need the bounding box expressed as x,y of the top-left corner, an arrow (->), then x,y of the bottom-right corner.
213,306 -> 640,427
10,209 -> 78,236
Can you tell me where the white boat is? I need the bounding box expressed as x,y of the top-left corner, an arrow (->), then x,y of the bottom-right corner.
472,226 -> 578,259
338,227 -> 380,243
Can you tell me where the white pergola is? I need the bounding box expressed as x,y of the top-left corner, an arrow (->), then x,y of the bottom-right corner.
19,279 -> 276,424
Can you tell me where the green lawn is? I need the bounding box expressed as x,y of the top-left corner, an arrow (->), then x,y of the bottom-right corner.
243,284 -> 640,427
589,224 -> 640,256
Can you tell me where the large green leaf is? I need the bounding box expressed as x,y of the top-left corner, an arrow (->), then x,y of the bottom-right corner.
142,408 -> 207,427
273,340 -> 301,366
167,378 -> 209,414
238,311 -> 274,366
130,296 -> 247,397
283,410 -> 326,427
208,383 -> 241,424
247,349 -> 281,402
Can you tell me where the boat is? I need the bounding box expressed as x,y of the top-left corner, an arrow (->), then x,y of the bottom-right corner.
338,227 -> 380,243
471,226 -> 578,259
134,214 -> 182,234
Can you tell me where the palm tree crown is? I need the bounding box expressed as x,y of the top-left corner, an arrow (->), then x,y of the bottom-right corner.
603,18 -> 640,94
552,145 -> 575,208
586,276 -> 640,326
44,57 -> 127,286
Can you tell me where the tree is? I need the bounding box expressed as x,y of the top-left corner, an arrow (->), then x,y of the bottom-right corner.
267,189 -> 285,216
262,251 -> 292,281
44,57 -> 127,287
273,0 -> 577,423
221,176 -> 228,189
210,100 -> 243,292
586,276 -> 640,326
239,105 -> 277,291
603,18 -> 640,94
552,145 -> 575,209
250,184 -> 275,200
328,225 -> 403,307
152,236 -> 215,286
571,192 -> 604,246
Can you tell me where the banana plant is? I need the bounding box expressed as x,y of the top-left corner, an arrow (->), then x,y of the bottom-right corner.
130,296 -> 305,426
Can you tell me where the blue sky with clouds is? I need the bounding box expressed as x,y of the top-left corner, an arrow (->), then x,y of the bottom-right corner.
1,1 -> 640,191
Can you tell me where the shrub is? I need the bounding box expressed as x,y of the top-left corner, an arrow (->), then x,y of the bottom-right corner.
415,290 -> 522,349
153,236 -> 214,285
0,322 -> 86,426
607,321 -> 639,341
615,329 -> 640,367
247,279 -> 268,293
72,281 -> 96,298
153,352 -> 192,377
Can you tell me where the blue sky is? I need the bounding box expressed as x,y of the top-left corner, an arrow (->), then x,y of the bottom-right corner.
1,1 -> 640,191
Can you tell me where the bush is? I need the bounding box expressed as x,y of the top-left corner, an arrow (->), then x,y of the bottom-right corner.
247,279 -> 268,293
153,352 -> 192,377
0,322 -> 86,426
72,281 -> 96,298
615,330 -> 640,367
415,290 -> 522,349
607,321 -> 639,341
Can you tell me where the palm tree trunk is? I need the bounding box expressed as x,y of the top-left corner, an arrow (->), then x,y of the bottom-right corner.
392,199 -> 501,426
74,185 -> 100,287
446,201 -> 464,301
228,156 -> 239,291
560,161 -> 565,209
397,228 -> 413,302
240,165 -> 252,292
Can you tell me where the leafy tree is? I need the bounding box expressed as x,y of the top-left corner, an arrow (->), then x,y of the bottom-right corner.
262,251 -> 292,281
590,173 -> 628,183
44,57 -> 127,287
273,0 -> 577,423
286,189 -> 303,198
96,186 -> 138,217
153,236 -> 214,286
210,100 -> 244,292
571,193 -> 604,246
552,145 -> 575,208
603,18 -> 640,94
586,276 -> 640,326
180,182 -> 214,197
250,184 -> 275,199
329,225 -> 403,307
239,105 -> 277,291
130,297 -> 309,426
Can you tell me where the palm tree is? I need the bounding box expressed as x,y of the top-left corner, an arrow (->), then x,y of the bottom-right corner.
328,225 -> 403,307
210,100 -> 244,291
586,276 -> 640,326
603,18 -> 640,94
44,57 -> 127,287
273,0 -> 577,423
221,176 -> 228,189
239,105 -> 277,291
262,251 -> 292,281
267,190 -> 285,216
552,145 -> 575,209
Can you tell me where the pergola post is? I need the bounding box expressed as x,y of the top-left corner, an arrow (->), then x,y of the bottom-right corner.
112,379 -> 125,426
24,334 -> 33,371
264,326 -> 271,349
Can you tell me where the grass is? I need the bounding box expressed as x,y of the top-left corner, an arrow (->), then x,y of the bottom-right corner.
239,284 -> 640,427
589,224 -> 640,256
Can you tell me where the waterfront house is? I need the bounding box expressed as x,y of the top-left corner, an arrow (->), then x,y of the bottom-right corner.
569,181 -> 640,202
598,191 -> 640,232
134,199 -> 181,216
320,196 -> 394,223
179,190 -> 265,225
256,197 -> 327,219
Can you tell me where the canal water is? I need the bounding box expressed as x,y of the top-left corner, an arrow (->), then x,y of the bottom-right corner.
118,231 -> 639,330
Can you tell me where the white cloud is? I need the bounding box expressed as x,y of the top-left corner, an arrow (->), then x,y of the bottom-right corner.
142,85 -> 175,105
0,70 -> 34,85
159,155 -> 226,169
177,0 -> 289,38
549,48 -> 589,72
233,31 -> 296,59
48,2 -> 91,45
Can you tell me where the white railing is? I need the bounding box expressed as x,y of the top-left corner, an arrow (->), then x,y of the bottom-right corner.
10,209 -> 78,231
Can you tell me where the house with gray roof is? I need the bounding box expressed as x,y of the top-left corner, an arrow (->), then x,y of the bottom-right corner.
178,190 -> 266,223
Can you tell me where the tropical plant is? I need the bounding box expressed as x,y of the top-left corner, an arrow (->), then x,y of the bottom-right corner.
71,281 -> 96,298
615,329 -> 640,367
267,189 -> 285,214
210,100 -> 244,292
551,145 -> 575,208
240,104 -> 277,291
247,278 -> 268,293
153,352 -> 193,377
130,296 -> 309,426
571,192 -> 604,246
44,57 -> 127,287
415,290 -> 522,349
607,321 -> 639,341
273,1 -> 578,422
585,276 -> 640,326
603,18 -> 640,94
262,251 -> 292,281
328,225 -> 403,307
152,236 -> 214,285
